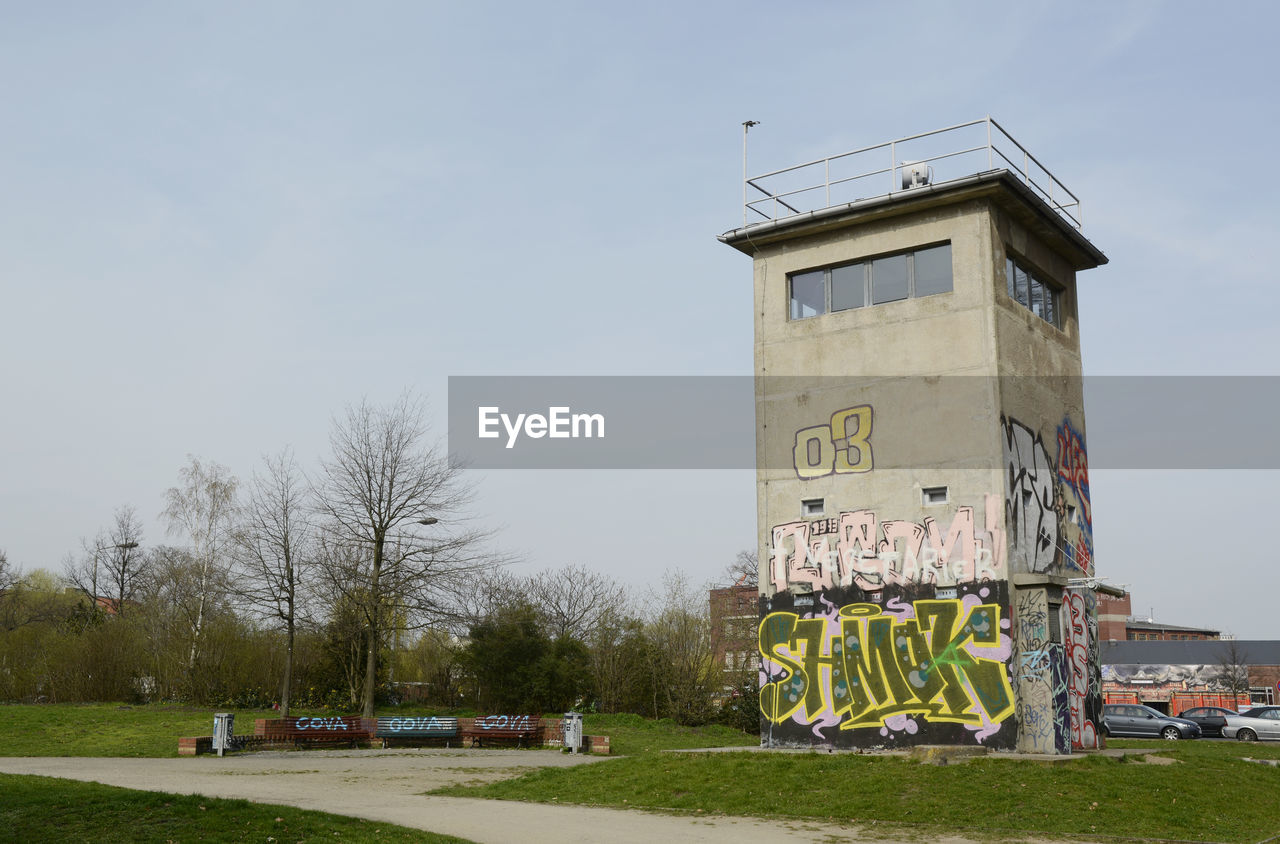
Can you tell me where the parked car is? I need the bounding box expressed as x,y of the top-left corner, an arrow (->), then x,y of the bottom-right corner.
1177,706 -> 1238,738
1101,704 -> 1202,740
1223,706 -> 1280,742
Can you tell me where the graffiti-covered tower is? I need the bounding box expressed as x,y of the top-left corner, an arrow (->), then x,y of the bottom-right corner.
719,119 -> 1107,753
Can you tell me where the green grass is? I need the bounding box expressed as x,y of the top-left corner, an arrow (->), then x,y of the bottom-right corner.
434,738 -> 1280,843
581,713 -> 757,756
7,704 -> 1279,842
0,702 -> 283,757
0,773 -> 472,843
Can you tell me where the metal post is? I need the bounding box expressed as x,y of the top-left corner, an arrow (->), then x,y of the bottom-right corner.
986,115 -> 993,170
889,141 -> 896,193
742,121 -> 759,226
825,157 -> 830,208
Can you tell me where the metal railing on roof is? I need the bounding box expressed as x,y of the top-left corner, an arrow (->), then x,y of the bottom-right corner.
743,116 -> 1083,230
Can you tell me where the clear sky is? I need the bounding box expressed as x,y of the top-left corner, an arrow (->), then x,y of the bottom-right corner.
2,2 -> 1277,637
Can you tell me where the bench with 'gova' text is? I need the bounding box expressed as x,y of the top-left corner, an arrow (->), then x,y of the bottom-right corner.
256,716 -> 372,747
375,716 -> 459,747
461,714 -> 542,747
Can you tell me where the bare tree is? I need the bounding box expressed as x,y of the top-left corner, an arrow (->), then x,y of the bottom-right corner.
1217,639 -> 1251,706
66,506 -> 148,617
162,456 -> 239,671
0,549 -> 13,593
723,549 -> 758,589
526,564 -> 628,641
315,394 -> 491,718
234,449 -> 313,715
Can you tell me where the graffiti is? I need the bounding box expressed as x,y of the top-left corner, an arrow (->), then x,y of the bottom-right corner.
793,405 -> 873,480
473,714 -> 538,731
381,717 -> 456,734
1056,419 -> 1093,574
1062,590 -> 1099,749
758,598 -> 1015,732
1103,664 -> 1239,688
1010,588 -> 1069,754
293,717 -> 351,731
1002,417 -> 1060,573
1014,588 -> 1048,652
769,498 -> 1005,591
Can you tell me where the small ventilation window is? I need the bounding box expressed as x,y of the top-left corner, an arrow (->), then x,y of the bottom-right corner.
802,498 -> 825,517
922,486 -> 948,506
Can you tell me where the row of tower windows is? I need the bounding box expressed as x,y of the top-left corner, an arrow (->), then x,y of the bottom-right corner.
788,243 -> 952,320
1005,255 -> 1062,328
786,243 -> 1066,330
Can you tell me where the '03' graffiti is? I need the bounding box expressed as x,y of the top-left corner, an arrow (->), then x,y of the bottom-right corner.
759,599 -> 1015,730
793,405 -> 873,480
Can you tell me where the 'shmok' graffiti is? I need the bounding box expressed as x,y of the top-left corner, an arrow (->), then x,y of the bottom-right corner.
759,598 -> 1015,734
769,498 -> 1005,591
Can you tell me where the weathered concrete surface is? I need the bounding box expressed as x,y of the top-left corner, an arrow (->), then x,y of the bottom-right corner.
0,748 -> 1068,843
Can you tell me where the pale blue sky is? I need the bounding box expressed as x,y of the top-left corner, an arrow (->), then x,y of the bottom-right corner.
2,2 -> 1277,636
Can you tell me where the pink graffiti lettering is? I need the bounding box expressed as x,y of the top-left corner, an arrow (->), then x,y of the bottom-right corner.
770,497 -> 1006,591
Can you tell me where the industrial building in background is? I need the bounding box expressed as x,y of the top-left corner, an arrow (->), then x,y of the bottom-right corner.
720,117 -> 1108,754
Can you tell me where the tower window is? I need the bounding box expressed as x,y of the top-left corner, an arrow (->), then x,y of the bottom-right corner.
1005,254 -> 1062,328
790,270 -> 826,319
801,498 -> 825,517
922,486 -> 948,505
788,243 -> 952,321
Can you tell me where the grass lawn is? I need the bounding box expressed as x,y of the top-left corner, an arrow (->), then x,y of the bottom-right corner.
581,713 -> 757,756
0,774 -> 473,843
434,737 -> 1280,843
0,702 -> 281,757
5,703 -> 1279,842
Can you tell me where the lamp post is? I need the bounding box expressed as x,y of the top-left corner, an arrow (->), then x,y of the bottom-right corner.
387,518 -> 438,686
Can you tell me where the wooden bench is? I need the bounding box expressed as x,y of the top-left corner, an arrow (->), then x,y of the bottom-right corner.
461,714 -> 542,747
375,716 -> 459,747
256,716 -> 372,748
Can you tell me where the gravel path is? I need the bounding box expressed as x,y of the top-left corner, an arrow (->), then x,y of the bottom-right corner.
0,749 -> 1027,843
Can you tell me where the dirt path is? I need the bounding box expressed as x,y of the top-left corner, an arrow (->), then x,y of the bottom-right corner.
0,749 -> 1024,843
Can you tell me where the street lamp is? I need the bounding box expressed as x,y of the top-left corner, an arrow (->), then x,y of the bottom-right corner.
387,518 -> 437,685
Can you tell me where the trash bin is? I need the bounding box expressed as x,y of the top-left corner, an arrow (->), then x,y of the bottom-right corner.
212,713 -> 235,757
562,711 -> 583,754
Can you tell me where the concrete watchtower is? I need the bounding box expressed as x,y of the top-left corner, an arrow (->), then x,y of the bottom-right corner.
719,118 -> 1107,754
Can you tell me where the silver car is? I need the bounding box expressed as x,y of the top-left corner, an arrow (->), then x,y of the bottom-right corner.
1223,706 -> 1280,742
1101,704 -> 1202,740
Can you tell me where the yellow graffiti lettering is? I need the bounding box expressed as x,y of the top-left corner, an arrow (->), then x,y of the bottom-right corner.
831,405 -> 873,474
759,599 -> 1015,730
793,405 -> 874,480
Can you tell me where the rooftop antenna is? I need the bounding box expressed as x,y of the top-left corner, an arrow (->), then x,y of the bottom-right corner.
742,120 -> 760,226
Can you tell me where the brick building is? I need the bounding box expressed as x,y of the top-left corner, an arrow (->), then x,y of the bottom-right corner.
709,583 -> 759,687
1098,592 -> 1219,641
1101,640 -> 1280,714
